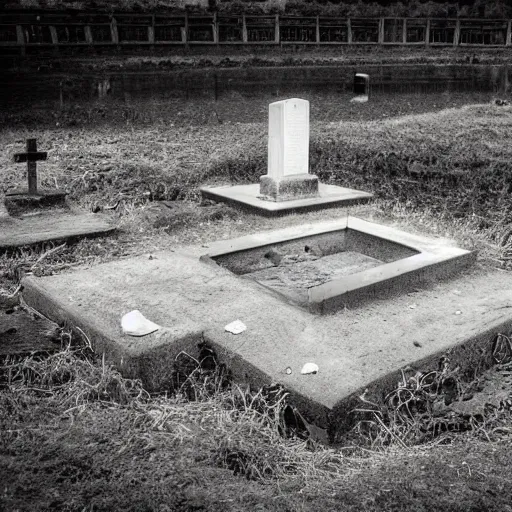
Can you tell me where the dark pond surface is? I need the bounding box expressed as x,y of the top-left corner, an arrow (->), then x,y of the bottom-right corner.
1,63 -> 510,107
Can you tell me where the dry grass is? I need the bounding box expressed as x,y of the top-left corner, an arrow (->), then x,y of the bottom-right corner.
2,337 -> 512,511
3,99 -> 512,510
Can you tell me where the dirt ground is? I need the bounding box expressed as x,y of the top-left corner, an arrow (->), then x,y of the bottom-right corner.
2,89 -> 512,509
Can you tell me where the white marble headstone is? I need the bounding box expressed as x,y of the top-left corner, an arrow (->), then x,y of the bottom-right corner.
268,98 -> 310,179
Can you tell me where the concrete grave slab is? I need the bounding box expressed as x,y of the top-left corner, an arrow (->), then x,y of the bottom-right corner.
0,210 -> 115,250
20,218 -> 510,442
202,217 -> 475,313
1,137 -> 115,250
201,183 -> 373,215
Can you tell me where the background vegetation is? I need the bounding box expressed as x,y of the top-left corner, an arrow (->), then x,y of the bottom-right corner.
3,0 -> 512,18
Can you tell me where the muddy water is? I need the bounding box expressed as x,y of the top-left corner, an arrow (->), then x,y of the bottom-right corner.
1,63 -> 510,108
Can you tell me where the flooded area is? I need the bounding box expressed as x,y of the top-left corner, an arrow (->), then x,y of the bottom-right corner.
1,62 -> 509,125
2,63 -> 509,103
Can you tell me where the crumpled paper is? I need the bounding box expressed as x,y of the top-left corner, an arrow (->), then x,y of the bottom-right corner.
122,310 -> 160,337
225,319 -> 246,335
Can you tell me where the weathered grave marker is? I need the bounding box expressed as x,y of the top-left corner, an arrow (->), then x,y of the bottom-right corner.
351,73 -> 370,103
354,73 -> 370,96
7,138 -> 66,212
200,97 -> 373,214
13,138 -> 47,195
1,139 -> 115,249
260,98 -> 319,202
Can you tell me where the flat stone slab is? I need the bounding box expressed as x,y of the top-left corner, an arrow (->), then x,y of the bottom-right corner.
0,210 -> 115,249
20,219 -> 512,442
200,183 -> 373,215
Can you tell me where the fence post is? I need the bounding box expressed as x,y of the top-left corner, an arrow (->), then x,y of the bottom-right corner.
148,15 -> 155,44
378,18 -> 384,43
183,12 -> 188,47
316,15 -> 320,44
49,25 -> 58,44
213,12 -> 218,44
347,18 -> 352,44
507,20 -> 511,46
242,14 -> 248,43
16,25 -> 25,56
275,14 -> 279,44
425,18 -> 430,46
84,26 -> 93,44
453,18 -> 460,46
402,18 -> 407,44
110,17 -> 119,44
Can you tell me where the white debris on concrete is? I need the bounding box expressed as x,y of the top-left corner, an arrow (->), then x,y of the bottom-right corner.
301,363 -> 319,375
121,310 -> 160,337
225,319 -> 247,335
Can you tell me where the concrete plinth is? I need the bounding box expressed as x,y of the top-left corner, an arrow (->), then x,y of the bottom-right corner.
201,183 -> 373,215
0,210 -> 115,250
5,189 -> 67,214
259,173 -> 319,202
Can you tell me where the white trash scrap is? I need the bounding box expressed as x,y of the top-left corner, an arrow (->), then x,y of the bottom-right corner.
121,310 -> 161,337
225,320 -> 247,335
301,363 -> 319,375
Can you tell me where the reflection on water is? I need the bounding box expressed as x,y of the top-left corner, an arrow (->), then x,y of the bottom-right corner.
1,64 -> 510,108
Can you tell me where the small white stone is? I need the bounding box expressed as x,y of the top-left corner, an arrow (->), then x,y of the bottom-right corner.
225,319 -> 246,335
121,310 -> 160,337
301,363 -> 319,375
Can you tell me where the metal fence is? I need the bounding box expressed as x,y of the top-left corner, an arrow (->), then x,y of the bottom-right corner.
1,12 -> 511,52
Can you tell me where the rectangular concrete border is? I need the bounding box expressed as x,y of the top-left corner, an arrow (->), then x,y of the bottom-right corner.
200,183 -> 373,216
201,216 -> 476,314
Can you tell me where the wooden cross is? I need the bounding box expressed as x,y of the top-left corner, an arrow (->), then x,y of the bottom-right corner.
13,139 -> 48,195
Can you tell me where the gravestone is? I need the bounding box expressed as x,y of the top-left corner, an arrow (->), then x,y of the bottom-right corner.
351,73 -> 370,103
13,138 -> 48,195
7,138 -> 66,211
0,138 -> 115,249
354,73 -> 370,96
200,98 -> 373,214
259,98 -> 319,202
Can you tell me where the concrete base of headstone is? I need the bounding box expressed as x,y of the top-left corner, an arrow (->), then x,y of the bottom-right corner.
350,95 -> 369,103
259,173 -> 319,202
200,183 -> 373,215
5,189 -> 67,214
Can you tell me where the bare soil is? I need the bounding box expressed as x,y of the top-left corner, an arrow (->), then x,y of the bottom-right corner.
2,96 -> 512,511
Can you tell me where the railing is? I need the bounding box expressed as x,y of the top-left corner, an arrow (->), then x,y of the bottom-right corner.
1,11 -> 511,52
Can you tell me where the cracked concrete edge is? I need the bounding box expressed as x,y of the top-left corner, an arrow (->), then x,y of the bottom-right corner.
204,216 -> 350,257
309,250 -> 478,313
21,276 -> 203,391
202,329 -> 332,427
21,273 -> 333,426
328,313 -> 512,444
203,215 -> 470,260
